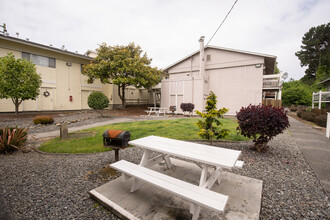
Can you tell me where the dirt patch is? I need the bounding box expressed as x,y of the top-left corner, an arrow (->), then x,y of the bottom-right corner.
85,166 -> 119,182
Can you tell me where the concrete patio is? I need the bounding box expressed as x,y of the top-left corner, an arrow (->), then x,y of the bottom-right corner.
90,158 -> 263,220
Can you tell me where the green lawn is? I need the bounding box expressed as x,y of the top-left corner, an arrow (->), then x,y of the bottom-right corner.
39,118 -> 249,153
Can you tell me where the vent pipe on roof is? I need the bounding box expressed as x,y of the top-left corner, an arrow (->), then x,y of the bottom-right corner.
199,36 -> 205,78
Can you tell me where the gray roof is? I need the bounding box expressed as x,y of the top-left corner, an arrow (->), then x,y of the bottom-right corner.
0,34 -> 92,61
164,45 -> 277,72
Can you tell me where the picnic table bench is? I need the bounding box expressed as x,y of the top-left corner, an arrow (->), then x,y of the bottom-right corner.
110,135 -> 244,219
145,107 -> 167,116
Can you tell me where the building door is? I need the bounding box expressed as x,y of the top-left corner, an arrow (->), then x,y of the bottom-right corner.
40,88 -> 54,111
170,94 -> 183,113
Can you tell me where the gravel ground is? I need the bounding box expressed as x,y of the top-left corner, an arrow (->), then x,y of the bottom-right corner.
0,110 -> 329,219
0,132 -> 329,219
0,107 -> 149,134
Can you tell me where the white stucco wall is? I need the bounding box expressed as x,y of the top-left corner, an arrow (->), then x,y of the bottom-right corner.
161,47 -> 270,114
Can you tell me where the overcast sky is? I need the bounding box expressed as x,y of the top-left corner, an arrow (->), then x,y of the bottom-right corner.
0,0 -> 329,80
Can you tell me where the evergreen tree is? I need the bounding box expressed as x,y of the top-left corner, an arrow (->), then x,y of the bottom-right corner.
196,91 -> 229,144
295,22 -> 330,85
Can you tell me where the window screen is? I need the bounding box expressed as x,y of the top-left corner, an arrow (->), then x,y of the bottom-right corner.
21,52 -> 56,68
22,52 -> 30,60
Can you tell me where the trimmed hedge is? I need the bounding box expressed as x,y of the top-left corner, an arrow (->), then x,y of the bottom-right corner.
301,112 -> 316,122
297,110 -> 304,118
314,115 -> 327,127
297,109 -> 329,128
33,115 -> 54,125
88,92 -> 109,117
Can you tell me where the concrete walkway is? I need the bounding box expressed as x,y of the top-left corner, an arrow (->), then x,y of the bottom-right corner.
288,117 -> 330,197
29,117 -> 137,140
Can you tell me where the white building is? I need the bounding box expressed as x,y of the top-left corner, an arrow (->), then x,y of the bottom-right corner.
161,37 -> 281,115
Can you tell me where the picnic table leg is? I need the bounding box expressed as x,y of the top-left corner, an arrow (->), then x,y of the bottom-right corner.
163,155 -> 173,169
198,165 -> 223,189
216,166 -> 223,185
190,204 -> 201,220
130,150 -> 151,192
199,164 -> 208,187
140,150 -> 151,166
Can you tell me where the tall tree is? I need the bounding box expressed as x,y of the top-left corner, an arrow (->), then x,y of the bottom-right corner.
295,22 -> 330,85
0,53 -> 42,114
83,43 -> 163,108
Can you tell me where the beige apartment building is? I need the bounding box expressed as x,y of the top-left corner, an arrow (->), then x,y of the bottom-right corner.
161,36 -> 281,115
0,35 -> 154,113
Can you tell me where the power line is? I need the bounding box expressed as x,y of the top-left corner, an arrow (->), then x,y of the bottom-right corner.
206,0 -> 239,46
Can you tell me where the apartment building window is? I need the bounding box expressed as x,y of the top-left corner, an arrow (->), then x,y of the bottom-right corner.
22,52 -> 56,68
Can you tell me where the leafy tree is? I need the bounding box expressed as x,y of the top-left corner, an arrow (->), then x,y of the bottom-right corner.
0,53 -> 42,114
196,91 -> 229,144
83,43 -> 163,108
87,92 -> 109,117
282,80 -> 318,106
316,64 -> 330,83
274,61 -> 280,75
295,22 -> 330,85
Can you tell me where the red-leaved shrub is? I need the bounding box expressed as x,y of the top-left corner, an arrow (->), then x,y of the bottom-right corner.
180,103 -> 195,114
236,104 -> 290,152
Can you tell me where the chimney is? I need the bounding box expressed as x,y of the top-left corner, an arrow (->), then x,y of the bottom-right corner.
198,36 -> 205,77
199,36 -> 205,51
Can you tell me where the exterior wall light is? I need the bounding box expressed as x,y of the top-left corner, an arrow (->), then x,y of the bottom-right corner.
255,64 -> 262,68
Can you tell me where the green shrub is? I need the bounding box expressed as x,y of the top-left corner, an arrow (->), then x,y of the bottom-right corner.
236,105 -> 290,152
301,112 -> 316,122
0,127 -> 28,153
282,80 -> 318,106
196,91 -> 229,144
88,92 -> 109,117
314,115 -> 327,127
33,115 -> 54,125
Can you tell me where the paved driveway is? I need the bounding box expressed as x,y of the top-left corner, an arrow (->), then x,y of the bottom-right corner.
288,117 -> 330,197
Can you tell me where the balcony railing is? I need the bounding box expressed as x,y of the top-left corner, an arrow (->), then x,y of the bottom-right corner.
263,74 -> 281,88
312,91 -> 330,109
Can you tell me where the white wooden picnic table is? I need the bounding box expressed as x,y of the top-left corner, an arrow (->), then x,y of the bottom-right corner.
129,135 -> 243,187
146,107 -> 167,116
111,135 -> 244,219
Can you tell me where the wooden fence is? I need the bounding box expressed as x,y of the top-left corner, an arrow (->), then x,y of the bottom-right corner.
262,99 -> 282,108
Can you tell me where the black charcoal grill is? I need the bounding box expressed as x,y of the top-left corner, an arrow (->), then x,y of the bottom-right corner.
103,129 -> 131,161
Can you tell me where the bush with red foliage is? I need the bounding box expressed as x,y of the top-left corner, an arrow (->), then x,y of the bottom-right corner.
236,104 -> 290,152
180,103 -> 195,114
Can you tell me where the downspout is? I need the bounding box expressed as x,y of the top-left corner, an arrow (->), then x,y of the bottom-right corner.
199,36 -> 205,110
191,55 -> 194,104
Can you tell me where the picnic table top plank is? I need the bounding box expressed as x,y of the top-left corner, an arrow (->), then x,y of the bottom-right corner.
129,135 -> 241,169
